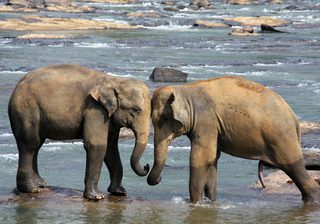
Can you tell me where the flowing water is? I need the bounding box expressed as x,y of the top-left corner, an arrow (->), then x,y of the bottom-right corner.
1,0 -> 320,223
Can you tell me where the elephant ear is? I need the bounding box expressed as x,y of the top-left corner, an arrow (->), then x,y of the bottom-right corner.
90,85 -> 119,117
170,90 -> 188,126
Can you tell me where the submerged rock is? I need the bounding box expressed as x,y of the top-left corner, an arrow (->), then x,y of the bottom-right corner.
150,67 -> 188,82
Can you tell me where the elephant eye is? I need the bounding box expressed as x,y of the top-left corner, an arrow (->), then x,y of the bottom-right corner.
131,107 -> 141,114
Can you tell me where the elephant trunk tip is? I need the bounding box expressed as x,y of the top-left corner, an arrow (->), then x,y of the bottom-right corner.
131,160 -> 150,177
147,175 -> 162,186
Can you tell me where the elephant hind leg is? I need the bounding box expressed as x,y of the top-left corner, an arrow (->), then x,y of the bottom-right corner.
204,151 -> 220,201
280,159 -> 320,205
16,135 -> 46,193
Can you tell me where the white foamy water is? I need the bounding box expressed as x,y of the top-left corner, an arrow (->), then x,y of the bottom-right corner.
0,153 -> 18,161
73,42 -> 112,48
171,196 -> 186,205
0,133 -> 13,138
0,71 -> 26,74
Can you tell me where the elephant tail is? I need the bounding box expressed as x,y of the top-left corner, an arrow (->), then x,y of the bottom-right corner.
258,160 -> 266,188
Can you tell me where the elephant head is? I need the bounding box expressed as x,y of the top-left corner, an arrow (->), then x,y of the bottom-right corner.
90,78 -> 151,176
147,86 -> 190,185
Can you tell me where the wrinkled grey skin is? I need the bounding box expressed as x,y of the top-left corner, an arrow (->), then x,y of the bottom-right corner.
148,76 -> 320,205
8,64 -> 151,200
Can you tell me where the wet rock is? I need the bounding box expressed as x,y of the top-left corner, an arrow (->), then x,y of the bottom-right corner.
193,20 -> 228,28
0,4 -> 37,12
150,67 -> 188,82
163,7 -> 179,12
0,15 -> 141,31
303,150 -> 320,170
78,0 -> 135,3
7,0 -> 72,8
227,0 -> 283,4
253,170 -> 320,197
127,12 -> 162,18
16,34 -> 71,39
189,0 -> 212,10
300,121 -> 320,134
260,24 -> 286,33
229,26 -> 259,36
161,0 -> 174,5
119,127 -> 134,139
224,16 -> 289,27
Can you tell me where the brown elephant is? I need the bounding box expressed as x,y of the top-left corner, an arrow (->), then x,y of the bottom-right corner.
8,64 -> 151,200
147,76 -> 320,205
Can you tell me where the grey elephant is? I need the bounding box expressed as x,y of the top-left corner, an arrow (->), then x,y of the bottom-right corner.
8,64 -> 150,200
147,76 -> 320,205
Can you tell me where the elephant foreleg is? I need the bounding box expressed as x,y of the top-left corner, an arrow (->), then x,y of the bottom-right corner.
189,131 -> 218,204
83,112 -> 109,200
204,151 -> 220,201
105,126 -> 126,196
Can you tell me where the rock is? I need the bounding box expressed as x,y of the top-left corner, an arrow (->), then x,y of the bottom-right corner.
253,170 -> 320,197
300,121 -> 320,134
303,150 -> 320,170
149,67 -> 188,82
224,16 -> 289,27
77,0 -> 135,3
0,4 -> 37,12
227,0 -> 282,4
16,34 -> 71,39
229,26 -> 259,36
45,5 -> 96,13
193,19 -> 228,28
7,0 -> 72,8
189,0 -> 211,9
163,7 -> 180,12
227,0 -> 257,4
161,0 -> 174,5
260,23 -> 286,33
126,12 -> 162,18
0,15 -> 141,31
6,0 -> 33,7
119,127 -> 134,138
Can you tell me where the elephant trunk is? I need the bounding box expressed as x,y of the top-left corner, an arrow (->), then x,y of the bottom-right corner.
147,140 -> 169,186
130,130 -> 150,177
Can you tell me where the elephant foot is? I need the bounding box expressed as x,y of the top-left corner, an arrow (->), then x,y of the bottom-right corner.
34,175 -> 46,188
17,171 -> 46,193
108,184 -> 127,196
204,185 -> 216,201
84,188 -> 105,200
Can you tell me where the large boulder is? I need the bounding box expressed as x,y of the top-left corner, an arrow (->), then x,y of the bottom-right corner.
149,67 -> 188,82
189,0 -> 211,9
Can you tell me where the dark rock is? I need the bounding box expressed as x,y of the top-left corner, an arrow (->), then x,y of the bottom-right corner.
189,0 -> 211,9
260,23 -> 286,33
163,7 -> 179,12
149,67 -> 188,82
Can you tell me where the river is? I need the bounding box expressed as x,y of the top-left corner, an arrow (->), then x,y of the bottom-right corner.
0,0 -> 320,223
